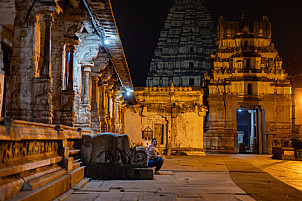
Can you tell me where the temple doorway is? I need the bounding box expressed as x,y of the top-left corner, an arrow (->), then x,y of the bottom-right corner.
237,108 -> 267,154
237,108 -> 255,153
154,124 -> 164,145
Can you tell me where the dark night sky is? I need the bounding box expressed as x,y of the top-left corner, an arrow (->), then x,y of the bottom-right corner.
110,0 -> 302,87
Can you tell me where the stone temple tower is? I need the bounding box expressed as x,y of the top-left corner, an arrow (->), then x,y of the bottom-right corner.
146,0 -> 216,87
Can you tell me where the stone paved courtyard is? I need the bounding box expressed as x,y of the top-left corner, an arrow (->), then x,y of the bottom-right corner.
57,154 -> 302,201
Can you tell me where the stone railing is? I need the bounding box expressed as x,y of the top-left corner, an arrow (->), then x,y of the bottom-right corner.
0,118 -> 91,201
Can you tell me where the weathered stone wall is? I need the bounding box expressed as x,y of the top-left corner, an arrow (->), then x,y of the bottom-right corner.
295,88 -> 302,125
125,86 -> 206,153
295,88 -> 302,139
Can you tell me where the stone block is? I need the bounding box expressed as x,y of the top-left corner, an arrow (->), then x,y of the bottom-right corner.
0,179 -> 24,201
297,149 -> 302,160
9,175 -> 71,201
63,157 -> 73,172
68,166 -> 85,187
58,146 -> 69,158
281,150 -> 295,160
86,165 -> 153,180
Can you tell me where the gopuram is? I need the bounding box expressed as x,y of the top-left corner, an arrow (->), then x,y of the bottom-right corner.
146,0 -> 216,87
204,16 -> 292,154
125,0 -> 214,154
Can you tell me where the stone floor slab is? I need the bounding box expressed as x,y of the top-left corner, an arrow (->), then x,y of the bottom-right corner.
63,155 -> 302,201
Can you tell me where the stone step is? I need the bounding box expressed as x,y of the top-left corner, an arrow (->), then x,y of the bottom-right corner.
69,149 -> 80,155
72,161 -> 81,170
0,155 -> 62,178
23,169 -> 67,191
0,178 -> 24,201
0,164 -> 62,200
22,166 -> 62,186
9,166 -> 85,201
53,178 -> 90,201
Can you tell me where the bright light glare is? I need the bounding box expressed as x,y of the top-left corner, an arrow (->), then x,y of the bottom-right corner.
104,39 -> 109,45
238,109 -> 242,112
126,91 -> 131,96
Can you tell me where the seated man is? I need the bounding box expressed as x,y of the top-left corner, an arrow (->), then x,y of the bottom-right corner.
146,138 -> 164,175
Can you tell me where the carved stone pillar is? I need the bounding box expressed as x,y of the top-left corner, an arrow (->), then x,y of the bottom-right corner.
91,76 -> 101,132
41,15 -> 52,78
60,44 -> 76,127
99,84 -> 108,132
83,66 -> 91,104
67,45 -> 75,90
110,93 -> 117,133
110,84 -> 120,133
33,14 -> 55,124
76,65 -> 92,129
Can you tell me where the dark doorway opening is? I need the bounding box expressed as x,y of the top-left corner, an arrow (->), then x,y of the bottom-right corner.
237,108 -> 255,153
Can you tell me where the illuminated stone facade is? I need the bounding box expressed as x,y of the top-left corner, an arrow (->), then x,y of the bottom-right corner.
1,0 -> 132,134
146,0 -> 216,87
204,16 -> 292,154
295,88 -> 302,136
125,85 -> 207,153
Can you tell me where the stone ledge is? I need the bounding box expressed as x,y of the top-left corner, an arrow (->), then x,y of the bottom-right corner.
0,155 -> 62,178
0,179 -> 24,201
0,119 -> 92,141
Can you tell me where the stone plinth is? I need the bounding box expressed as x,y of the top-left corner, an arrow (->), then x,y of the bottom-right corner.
86,165 -> 153,180
281,147 -> 296,160
81,133 -> 149,179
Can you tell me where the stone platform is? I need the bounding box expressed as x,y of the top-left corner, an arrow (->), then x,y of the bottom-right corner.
86,165 -> 153,180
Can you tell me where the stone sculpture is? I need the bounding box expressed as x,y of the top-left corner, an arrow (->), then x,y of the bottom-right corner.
81,133 -> 151,179
81,133 -> 147,167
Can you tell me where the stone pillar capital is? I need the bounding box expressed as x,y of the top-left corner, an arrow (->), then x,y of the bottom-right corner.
35,0 -> 60,16
82,65 -> 93,72
41,14 -> 53,22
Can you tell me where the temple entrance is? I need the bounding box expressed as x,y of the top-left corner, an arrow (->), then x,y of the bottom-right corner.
237,108 -> 267,154
154,124 -> 164,145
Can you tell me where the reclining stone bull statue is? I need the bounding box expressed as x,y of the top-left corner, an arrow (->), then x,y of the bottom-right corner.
80,133 -> 150,179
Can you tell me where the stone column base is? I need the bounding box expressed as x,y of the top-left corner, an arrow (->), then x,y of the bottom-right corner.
61,89 -> 75,127
33,77 -> 53,124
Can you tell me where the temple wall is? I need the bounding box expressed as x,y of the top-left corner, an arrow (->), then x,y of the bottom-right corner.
124,86 -> 206,153
296,88 -> 302,125
175,112 -> 204,148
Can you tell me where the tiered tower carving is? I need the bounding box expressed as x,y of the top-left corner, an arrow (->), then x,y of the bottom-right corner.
146,0 -> 216,87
